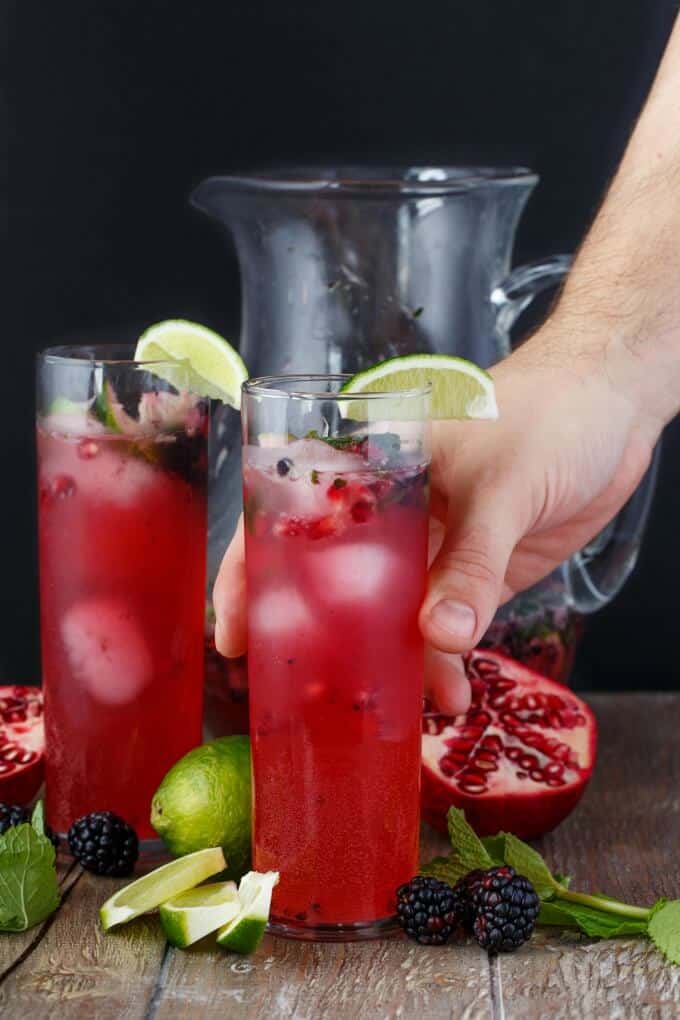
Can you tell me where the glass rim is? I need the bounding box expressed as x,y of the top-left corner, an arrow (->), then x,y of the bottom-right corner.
38,344 -> 181,369
198,165 -> 538,199
242,373 -> 432,401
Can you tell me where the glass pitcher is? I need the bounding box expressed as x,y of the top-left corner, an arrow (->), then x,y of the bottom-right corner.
192,166 -> 656,705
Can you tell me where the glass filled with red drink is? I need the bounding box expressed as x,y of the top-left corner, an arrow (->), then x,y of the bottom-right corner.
36,346 -> 208,842
242,375 -> 431,940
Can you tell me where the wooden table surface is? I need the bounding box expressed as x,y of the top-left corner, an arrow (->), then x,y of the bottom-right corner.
1,693 -> 678,1019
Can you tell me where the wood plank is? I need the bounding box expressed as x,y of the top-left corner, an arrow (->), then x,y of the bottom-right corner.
0,695 -> 677,1019
499,694 -> 680,1020
0,868 -> 166,1020
0,856 -> 78,981
151,933 -> 491,1020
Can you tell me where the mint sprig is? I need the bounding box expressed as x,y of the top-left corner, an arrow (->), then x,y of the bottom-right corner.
0,802 -> 60,932
422,808 -> 680,967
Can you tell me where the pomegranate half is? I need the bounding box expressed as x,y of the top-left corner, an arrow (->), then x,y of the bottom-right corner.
421,650 -> 597,839
0,686 -> 45,805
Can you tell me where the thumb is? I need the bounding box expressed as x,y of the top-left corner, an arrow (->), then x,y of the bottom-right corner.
419,497 -> 517,654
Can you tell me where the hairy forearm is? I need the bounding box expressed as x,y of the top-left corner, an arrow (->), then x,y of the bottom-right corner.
543,13 -> 680,428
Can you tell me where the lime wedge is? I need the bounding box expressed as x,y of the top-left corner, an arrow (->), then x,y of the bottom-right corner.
100,847 -> 226,931
216,870 -> 279,954
160,881 -> 240,948
135,320 -> 248,407
341,353 -> 498,420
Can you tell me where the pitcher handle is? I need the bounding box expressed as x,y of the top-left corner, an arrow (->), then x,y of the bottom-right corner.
492,253 -> 659,614
491,254 -> 572,336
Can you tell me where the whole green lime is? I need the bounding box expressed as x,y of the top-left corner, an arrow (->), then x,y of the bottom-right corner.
150,736 -> 251,880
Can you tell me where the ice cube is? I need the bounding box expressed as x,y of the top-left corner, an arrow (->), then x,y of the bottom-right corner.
249,587 -> 314,637
306,542 -> 400,605
61,598 -> 152,705
245,438 -> 364,475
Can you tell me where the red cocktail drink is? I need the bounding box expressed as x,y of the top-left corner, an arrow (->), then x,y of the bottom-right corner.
36,349 -> 207,839
242,377 -> 430,939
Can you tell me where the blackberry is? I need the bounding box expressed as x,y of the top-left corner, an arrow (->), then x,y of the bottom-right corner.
471,866 -> 540,954
0,803 -> 60,850
451,868 -> 486,933
68,811 -> 139,876
396,875 -> 461,945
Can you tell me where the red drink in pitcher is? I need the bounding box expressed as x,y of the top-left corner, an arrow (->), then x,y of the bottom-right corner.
36,349 -> 207,839
242,375 -> 430,940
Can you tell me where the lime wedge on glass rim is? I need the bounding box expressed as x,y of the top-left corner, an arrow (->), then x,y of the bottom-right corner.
100,847 -> 226,931
216,870 -> 279,954
341,353 -> 498,420
134,320 -> 248,407
159,881 -> 240,948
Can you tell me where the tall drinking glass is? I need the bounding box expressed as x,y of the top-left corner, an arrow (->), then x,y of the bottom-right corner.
36,346 -> 208,841
242,375 -> 431,939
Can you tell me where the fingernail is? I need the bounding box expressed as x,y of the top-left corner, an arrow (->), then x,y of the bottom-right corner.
429,600 -> 477,641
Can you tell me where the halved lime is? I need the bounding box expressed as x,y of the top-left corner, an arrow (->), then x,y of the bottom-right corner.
341,353 -> 498,420
100,847 -> 226,931
216,870 -> 279,954
160,881 -> 240,948
135,320 -> 248,407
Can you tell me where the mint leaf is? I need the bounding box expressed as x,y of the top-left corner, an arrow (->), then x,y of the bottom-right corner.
554,873 -> 572,889
480,834 -> 506,865
501,832 -> 557,900
420,854 -> 470,886
31,800 -> 46,837
539,898 -> 649,938
446,808 -> 493,872
648,900 -> 680,965
0,824 -> 60,932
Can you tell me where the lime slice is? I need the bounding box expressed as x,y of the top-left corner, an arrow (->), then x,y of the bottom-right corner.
341,353 -> 498,420
160,881 -> 240,948
100,847 -> 226,931
135,320 -> 248,407
216,870 -> 279,954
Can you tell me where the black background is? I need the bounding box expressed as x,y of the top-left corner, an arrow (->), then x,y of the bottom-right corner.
7,1 -> 680,689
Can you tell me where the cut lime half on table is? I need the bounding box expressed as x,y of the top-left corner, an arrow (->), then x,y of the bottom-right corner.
341,353 -> 498,420
100,847 -> 226,931
135,320 -> 248,407
217,870 -> 279,954
160,880 -> 240,948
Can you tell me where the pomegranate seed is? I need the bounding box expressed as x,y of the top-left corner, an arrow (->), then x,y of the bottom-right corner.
472,755 -> 499,772
440,757 -> 460,778
480,735 -> 503,753
445,737 -> 477,753
457,725 -> 483,740
522,694 -> 539,711
4,709 -> 26,724
474,658 -> 502,677
77,438 -> 99,459
544,762 -> 564,779
466,710 -> 492,728
16,750 -> 35,765
307,516 -> 337,540
50,475 -> 76,500
351,500 -> 374,523
0,762 -> 16,774
506,747 -> 522,762
546,777 -> 567,787
457,772 -> 487,795
553,743 -> 571,762
519,754 -> 539,771
490,677 -> 514,692
529,769 -> 545,782
2,747 -> 20,762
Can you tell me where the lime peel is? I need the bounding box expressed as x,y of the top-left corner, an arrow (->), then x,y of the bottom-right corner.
217,870 -> 279,954
135,319 -> 248,407
341,353 -> 498,421
160,880 -> 240,948
99,847 -> 227,931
